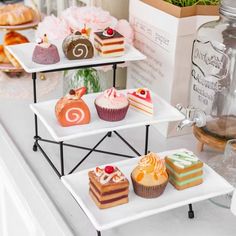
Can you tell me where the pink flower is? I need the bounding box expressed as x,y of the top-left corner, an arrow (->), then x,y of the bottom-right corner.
36,7 -> 135,71
60,6 -> 117,32
36,15 -> 71,41
115,19 -> 134,45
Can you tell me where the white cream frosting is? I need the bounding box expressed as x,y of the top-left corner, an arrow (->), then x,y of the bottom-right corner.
95,88 -> 129,109
94,166 -> 125,184
38,42 -> 51,48
168,151 -> 199,169
72,43 -> 89,58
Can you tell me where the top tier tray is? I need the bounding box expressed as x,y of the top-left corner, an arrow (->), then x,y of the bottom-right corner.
6,43 -> 146,73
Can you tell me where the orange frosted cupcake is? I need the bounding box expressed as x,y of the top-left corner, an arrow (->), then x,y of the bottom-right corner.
131,152 -> 168,198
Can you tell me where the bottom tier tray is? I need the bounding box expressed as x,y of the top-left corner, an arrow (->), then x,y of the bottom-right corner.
61,149 -> 234,231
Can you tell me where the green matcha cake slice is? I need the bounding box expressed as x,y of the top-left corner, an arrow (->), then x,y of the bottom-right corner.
165,151 -> 203,190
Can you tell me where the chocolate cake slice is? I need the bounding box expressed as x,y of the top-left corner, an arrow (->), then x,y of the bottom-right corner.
94,28 -> 125,57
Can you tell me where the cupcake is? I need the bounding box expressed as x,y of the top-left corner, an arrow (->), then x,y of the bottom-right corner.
131,152 -> 168,198
94,87 -> 129,121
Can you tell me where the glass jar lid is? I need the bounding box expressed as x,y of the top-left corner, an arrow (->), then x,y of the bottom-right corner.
220,0 -> 236,17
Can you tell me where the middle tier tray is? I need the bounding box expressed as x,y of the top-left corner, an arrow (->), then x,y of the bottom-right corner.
30,89 -> 184,142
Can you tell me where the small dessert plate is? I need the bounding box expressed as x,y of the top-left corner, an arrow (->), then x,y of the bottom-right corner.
0,14 -> 40,30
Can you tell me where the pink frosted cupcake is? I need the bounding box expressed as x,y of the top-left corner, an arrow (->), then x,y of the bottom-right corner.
95,88 -> 129,121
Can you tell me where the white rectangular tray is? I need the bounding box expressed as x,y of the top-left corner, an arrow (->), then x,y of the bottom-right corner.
6,43 -> 146,73
30,90 -> 184,142
61,149 -> 234,231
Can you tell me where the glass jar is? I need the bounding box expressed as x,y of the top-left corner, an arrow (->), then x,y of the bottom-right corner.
190,0 -> 236,140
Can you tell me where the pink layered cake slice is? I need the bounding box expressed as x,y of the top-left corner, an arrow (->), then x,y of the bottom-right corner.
127,88 -> 154,116
94,28 -> 125,57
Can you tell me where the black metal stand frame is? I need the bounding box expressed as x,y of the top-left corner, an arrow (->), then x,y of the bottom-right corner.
31,62 -> 194,236
32,62 -> 150,177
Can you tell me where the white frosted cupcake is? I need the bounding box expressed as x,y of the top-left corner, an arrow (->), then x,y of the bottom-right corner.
94,87 -> 129,121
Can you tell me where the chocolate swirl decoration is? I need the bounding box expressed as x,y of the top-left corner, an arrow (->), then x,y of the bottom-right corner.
72,43 -> 89,59
65,107 -> 85,124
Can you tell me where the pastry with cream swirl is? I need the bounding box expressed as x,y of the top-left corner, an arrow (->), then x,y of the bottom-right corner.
55,87 -> 90,127
131,152 -> 168,198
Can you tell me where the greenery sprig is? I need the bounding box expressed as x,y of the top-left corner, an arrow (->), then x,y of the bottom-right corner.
164,0 -> 220,7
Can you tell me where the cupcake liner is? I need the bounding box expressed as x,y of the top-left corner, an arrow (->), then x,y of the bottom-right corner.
95,103 -> 129,122
131,174 -> 168,198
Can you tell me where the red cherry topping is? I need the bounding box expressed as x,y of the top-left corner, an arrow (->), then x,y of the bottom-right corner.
105,166 -> 114,174
81,28 -> 87,34
140,90 -> 146,95
107,28 -> 114,35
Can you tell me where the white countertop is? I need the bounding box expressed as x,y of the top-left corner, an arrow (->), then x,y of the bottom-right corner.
0,78 -> 236,236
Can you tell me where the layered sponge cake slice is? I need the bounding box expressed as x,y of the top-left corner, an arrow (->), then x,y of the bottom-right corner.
127,88 -> 154,116
94,28 -> 125,57
165,151 -> 203,190
88,166 -> 129,209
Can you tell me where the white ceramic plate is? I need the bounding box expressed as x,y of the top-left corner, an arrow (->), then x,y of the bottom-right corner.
0,63 -> 24,72
61,149 -> 234,231
30,90 -> 184,142
6,43 -> 146,73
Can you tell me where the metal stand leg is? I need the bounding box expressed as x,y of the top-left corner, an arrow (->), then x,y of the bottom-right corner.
188,204 -> 194,219
69,133 -> 109,174
36,141 -> 61,178
108,131 -> 112,137
33,142 -> 38,152
32,72 -> 39,152
114,131 -> 141,156
97,231 -> 101,236
145,125 -> 150,155
60,142 -> 64,176
112,64 -> 117,87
